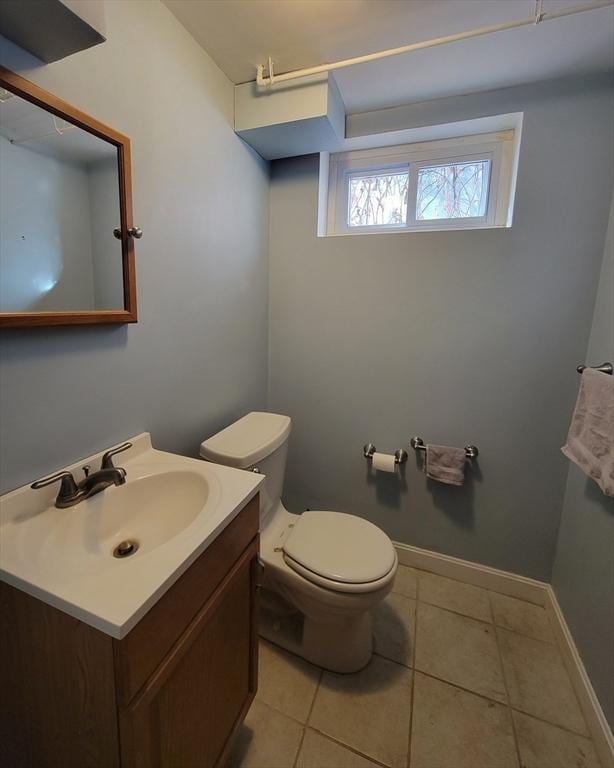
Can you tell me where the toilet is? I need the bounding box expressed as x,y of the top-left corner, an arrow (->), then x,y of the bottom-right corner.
200,411 -> 397,673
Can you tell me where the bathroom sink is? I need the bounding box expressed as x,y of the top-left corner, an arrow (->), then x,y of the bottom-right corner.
0,433 -> 264,637
36,470 -> 210,567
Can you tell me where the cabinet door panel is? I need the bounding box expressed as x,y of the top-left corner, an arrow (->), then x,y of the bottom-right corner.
119,540 -> 259,768
114,496 -> 259,705
0,582 -> 119,768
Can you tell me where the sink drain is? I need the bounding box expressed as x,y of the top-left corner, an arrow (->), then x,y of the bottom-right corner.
113,540 -> 139,558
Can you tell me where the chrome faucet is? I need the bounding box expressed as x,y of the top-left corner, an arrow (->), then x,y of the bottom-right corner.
31,442 -> 132,509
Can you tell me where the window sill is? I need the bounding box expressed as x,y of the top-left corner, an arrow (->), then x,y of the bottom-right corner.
318,223 -> 510,238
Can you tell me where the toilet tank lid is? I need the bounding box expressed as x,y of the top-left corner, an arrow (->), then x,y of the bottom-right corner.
200,411 -> 291,468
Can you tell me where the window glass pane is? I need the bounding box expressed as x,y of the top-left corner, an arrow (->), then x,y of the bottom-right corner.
416,160 -> 490,221
348,171 -> 408,227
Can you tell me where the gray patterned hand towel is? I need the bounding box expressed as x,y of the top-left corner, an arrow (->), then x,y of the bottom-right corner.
562,368 -> 614,496
425,444 -> 466,486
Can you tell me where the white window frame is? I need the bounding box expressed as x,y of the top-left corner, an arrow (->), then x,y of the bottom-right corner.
326,130 -> 516,236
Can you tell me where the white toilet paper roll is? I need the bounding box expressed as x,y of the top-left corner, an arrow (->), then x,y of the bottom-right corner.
372,452 -> 397,473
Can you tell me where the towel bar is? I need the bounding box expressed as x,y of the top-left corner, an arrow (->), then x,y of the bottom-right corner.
576,362 -> 612,375
410,437 -> 479,459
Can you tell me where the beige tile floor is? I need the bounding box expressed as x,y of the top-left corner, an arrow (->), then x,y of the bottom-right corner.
226,566 -> 601,768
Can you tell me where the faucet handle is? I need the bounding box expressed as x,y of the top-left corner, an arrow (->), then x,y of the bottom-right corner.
31,470 -> 79,499
100,442 -> 132,470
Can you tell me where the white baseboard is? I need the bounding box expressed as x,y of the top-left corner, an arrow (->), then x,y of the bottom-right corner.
545,586 -> 614,768
394,541 -> 614,767
393,541 -> 549,605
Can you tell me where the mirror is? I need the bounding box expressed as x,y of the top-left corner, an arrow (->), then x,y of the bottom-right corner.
0,66 -> 137,327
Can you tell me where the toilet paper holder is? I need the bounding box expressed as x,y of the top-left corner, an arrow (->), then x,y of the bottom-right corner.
363,443 -> 408,464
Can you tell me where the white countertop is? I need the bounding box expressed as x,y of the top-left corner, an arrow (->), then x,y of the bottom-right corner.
0,434 -> 264,638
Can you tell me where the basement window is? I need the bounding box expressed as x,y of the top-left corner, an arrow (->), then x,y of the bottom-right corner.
322,129 -> 519,236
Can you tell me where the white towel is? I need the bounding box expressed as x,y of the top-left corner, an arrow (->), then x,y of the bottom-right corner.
561,368 -> 614,496
425,444 -> 466,486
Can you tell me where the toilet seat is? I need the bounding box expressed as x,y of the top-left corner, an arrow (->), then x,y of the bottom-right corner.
282,511 -> 397,594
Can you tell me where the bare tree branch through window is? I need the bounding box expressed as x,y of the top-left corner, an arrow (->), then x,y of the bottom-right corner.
348,172 -> 409,227
416,161 -> 489,220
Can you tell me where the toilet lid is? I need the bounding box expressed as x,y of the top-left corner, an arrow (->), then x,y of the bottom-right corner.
282,511 -> 396,585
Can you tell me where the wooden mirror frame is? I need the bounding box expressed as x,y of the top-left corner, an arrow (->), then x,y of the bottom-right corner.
0,66 -> 137,328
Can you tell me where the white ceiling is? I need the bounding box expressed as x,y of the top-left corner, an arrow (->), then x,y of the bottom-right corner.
163,0 -> 614,113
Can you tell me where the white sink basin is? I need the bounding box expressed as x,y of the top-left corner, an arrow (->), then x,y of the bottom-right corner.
0,434 -> 264,638
34,470 -> 210,571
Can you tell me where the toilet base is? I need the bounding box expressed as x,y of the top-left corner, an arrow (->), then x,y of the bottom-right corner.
302,611 -> 373,673
260,600 -> 373,674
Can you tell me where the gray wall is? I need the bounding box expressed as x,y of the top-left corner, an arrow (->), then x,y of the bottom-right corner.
552,199 -> 614,727
268,75 -> 614,581
0,135 -> 96,311
0,0 -> 269,493
88,157 -> 124,310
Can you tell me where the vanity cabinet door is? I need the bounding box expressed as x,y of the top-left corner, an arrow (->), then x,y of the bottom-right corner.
118,539 -> 259,768
114,496 -> 259,706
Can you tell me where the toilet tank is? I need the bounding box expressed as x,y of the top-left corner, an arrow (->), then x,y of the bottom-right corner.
200,412 -> 291,519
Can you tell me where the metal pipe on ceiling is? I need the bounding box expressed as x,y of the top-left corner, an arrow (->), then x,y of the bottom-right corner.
256,0 -> 614,87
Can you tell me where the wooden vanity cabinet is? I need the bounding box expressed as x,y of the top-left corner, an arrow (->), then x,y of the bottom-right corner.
0,494 -> 260,768
119,539 -> 259,768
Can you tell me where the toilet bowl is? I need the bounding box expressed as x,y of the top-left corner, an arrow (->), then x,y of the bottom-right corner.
200,412 -> 397,673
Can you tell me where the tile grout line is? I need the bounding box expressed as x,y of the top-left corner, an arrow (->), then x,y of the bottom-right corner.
490,615 -> 556,646
414,668 -> 507,708
417,594 -> 493,625
262,576 -> 593,763
304,646 -> 418,767
306,726 -> 391,768
540,612 -> 596,733
295,606 -> 415,768
406,572 -> 420,768
261,660 -> 598,749
292,666 -> 323,768
253,696 -> 304,727
259,660 -> 600,766
262,671 -> 600,756
489,591 -> 524,768
494,623 -> 592,739
255,693 -> 384,768
414,566 -> 555,619
291,727 -> 307,768
258,575 -> 598,767
416,594 -> 559,647
247,696 -> 307,766
485,585 -> 495,625
402,563 -> 546,606
414,595 -> 507,704
372,649 -> 412,670
509,705 -> 599,741
487,588 -> 554,622
415,566 -> 502,595
304,666 -> 323,727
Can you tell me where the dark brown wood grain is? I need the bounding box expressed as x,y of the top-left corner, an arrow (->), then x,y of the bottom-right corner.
0,65 -> 138,328
0,581 -> 120,768
214,549 -> 263,768
118,539 -> 259,768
